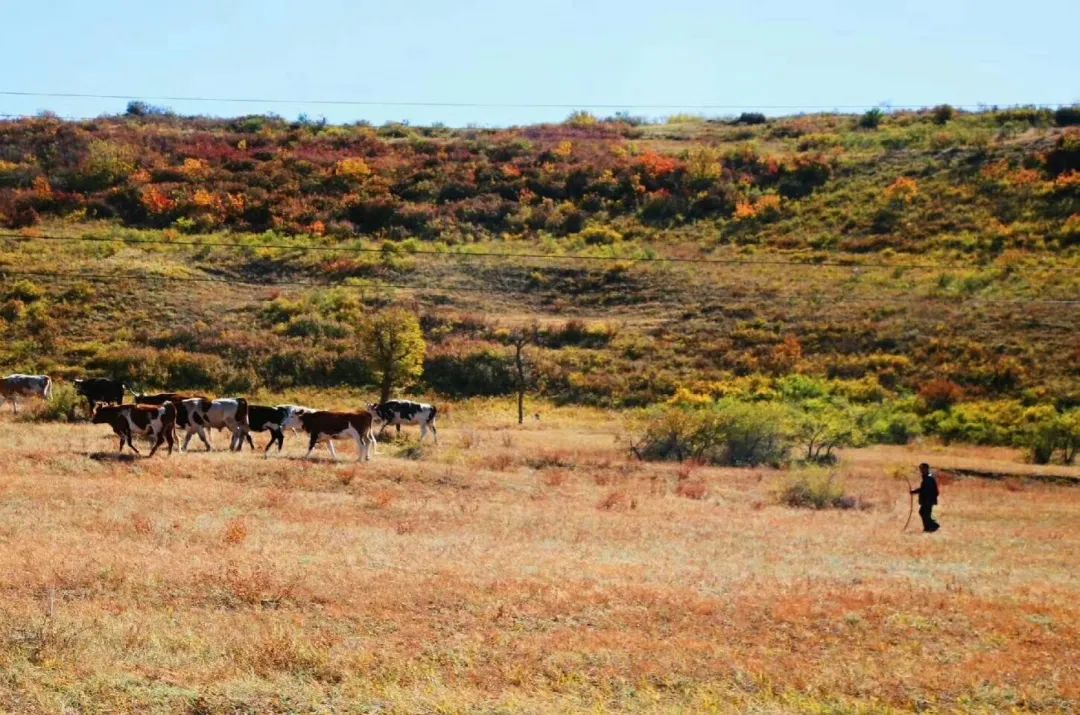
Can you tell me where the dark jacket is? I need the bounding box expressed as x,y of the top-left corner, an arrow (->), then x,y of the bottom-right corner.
912,474 -> 939,506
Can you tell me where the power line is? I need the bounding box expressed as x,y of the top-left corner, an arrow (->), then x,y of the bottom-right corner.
0,230 -> 1060,273
1,90 -> 1075,111
3,267 -> 1078,310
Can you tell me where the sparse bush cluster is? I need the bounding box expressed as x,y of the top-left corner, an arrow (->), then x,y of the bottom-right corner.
632,401 -> 793,466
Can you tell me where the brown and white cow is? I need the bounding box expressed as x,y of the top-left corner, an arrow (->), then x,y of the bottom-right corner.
134,393 -> 214,452
91,403 -> 176,456
284,409 -> 375,461
1,374 -> 52,414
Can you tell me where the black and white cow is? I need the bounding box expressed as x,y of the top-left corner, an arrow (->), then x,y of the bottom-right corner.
206,398 -> 251,451
243,405 -> 307,453
91,403 -> 176,456
284,409 -> 376,462
176,397 -> 214,452
74,378 -> 126,412
368,400 -> 438,444
1,374 -> 52,413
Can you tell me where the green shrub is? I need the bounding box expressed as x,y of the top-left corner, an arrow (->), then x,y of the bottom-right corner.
931,104 -> 955,125
5,279 -> 45,303
632,400 -> 794,466
775,469 -> 861,509
1053,105 -> 1080,127
865,403 -> 922,445
1020,408 -> 1080,464
424,343 -> 516,397
858,108 -> 884,129
16,383 -> 81,423
734,112 -> 767,125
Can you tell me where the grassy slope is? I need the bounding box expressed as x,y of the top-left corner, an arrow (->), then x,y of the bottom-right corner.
0,409 -> 1077,713
0,109 -> 1078,409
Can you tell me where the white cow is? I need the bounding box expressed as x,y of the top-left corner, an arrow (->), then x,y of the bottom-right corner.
1,374 -> 52,413
205,398 -> 251,451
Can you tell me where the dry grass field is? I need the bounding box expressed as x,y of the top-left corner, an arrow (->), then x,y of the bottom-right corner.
0,402 -> 1077,714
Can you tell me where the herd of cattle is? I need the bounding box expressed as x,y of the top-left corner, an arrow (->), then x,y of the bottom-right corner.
1,374 -> 438,461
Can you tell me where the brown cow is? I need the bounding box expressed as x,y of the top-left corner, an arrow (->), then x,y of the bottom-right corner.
92,403 -> 176,456
285,410 -> 375,461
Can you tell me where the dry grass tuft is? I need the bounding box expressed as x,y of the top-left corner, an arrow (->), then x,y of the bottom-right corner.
541,469 -> 569,487
597,489 -> 637,511
222,517 -> 249,545
459,429 -> 481,449
367,489 -> 397,509
675,479 -> 709,500
483,452 -> 515,471
130,511 -> 153,536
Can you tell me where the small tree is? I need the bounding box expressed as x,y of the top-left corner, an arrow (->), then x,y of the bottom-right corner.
358,309 -> 425,403
503,322 -> 538,424
794,400 -> 862,463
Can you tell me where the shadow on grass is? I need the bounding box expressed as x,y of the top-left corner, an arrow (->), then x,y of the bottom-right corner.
87,452 -> 142,463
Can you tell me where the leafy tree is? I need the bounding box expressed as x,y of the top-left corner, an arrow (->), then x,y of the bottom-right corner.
358,309 -> 426,402
794,399 -> 863,463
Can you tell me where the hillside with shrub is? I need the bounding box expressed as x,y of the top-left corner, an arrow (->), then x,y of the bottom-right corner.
0,106 -> 1077,461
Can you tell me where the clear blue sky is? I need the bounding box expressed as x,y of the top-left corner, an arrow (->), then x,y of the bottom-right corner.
4,0 -> 1078,126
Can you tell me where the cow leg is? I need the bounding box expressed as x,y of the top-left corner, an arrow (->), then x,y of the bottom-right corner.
165,427 -> 175,455
117,435 -> 126,452
264,428 -> 283,455
304,432 -> 319,460
244,431 -> 255,451
190,426 -> 212,452
126,431 -> 141,455
430,422 -> 437,445
327,440 -> 338,461
419,423 -> 427,443
149,431 -> 164,457
354,433 -> 366,462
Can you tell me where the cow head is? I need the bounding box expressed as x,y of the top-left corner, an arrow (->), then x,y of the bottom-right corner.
367,403 -> 385,423
279,406 -> 309,431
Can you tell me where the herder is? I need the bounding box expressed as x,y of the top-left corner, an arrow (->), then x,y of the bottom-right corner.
910,463 -> 940,532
